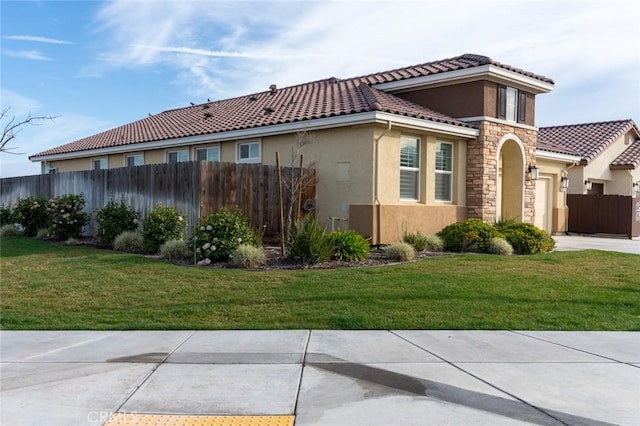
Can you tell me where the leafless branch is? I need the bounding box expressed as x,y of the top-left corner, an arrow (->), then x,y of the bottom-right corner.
1,106 -> 60,154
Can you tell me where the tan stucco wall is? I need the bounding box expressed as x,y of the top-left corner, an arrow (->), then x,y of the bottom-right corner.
349,203 -> 467,244
536,157 -> 572,234
567,132 -> 638,196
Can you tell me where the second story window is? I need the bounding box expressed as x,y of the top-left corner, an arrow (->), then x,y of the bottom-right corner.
497,85 -> 527,123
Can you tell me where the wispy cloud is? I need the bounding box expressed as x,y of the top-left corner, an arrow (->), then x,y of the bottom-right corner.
3,50 -> 52,61
4,35 -> 73,44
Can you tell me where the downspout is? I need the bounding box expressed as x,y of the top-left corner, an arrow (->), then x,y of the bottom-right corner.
374,121 -> 392,246
562,162 -> 578,235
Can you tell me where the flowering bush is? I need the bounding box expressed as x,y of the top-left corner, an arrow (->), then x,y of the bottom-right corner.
48,194 -> 90,239
12,196 -> 50,237
141,204 -> 185,254
194,208 -> 257,262
0,205 -> 14,226
95,197 -> 139,245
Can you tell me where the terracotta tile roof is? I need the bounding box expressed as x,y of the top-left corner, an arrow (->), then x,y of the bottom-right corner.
31,78 -> 472,158
32,52 -> 547,159
611,139 -> 640,169
537,119 -> 640,165
357,53 -> 554,85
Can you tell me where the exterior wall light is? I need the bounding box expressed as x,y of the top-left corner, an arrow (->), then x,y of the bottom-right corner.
584,179 -> 593,191
528,165 -> 539,180
633,181 -> 640,194
560,176 -> 569,192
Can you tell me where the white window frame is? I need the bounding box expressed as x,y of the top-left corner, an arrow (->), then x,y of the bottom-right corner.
435,141 -> 453,202
399,135 -> 421,201
125,153 -> 144,167
93,158 -> 108,170
236,140 -> 261,164
167,149 -> 188,163
195,144 -> 221,162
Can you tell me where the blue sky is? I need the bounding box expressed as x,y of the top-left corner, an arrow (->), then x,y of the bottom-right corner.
1,0 -> 639,178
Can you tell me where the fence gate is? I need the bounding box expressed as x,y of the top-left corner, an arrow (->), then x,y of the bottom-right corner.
567,194 -> 640,239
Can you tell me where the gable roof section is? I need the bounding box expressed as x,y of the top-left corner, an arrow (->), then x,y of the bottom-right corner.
31,79 -> 473,159
357,53 -> 554,86
611,139 -> 640,169
31,52 -> 547,160
537,119 -> 640,167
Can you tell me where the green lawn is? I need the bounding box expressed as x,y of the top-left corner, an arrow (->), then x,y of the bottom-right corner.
1,237 -> 638,330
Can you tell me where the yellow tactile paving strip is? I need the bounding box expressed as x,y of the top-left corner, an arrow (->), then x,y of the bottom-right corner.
104,414 -> 295,426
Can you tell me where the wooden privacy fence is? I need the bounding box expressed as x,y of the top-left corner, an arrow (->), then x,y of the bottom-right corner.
567,194 -> 640,239
0,161 -> 315,238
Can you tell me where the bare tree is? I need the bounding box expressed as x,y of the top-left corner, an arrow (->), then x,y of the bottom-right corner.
282,131 -> 318,241
1,107 -> 59,154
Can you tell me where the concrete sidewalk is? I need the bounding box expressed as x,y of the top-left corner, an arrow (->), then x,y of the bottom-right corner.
1,330 -> 638,425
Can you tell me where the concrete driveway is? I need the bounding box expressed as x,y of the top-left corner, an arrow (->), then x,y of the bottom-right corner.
1,330 -> 638,425
553,234 -> 640,255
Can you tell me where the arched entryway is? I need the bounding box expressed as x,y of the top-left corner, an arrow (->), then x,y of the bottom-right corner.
496,135 -> 525,222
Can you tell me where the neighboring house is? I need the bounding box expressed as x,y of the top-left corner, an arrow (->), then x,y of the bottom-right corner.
30,53 -> 560,243
538,120 -> 640,197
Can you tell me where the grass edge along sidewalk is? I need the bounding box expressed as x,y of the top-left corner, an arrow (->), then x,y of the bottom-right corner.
1,237 -> 638,331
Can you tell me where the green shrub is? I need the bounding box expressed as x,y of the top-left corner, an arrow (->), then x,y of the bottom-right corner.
194,208 -> 257,262
487,237 -> 514,255
0,205 -> 14,226
64,237 -> 79,246
95,197 -> 139,245
328,229 -> 370,262
113,231 -> 144,253
230,244 -> 267,268
383,242 -> 415,262
35,228 -> 49,239
12,196 -> 50,237
159,239 -> 191,261
141,204 -> 185,254
494,220 -> 555,254
48,194 -> 90,239
403,231 -> 444,252
0,224 -> 22,237
437,219 -> 502,253
287,218 -> 332,265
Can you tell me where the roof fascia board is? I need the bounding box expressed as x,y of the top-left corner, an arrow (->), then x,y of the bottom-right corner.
459,116 -> 539,132
535,150 -> 582,163
31,111 -> 478,162
372,64 -> 554,94
375,112 -> 479,138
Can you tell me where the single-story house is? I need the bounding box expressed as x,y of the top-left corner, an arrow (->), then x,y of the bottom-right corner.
30,53 -> 568,243
538,119 -> 640,196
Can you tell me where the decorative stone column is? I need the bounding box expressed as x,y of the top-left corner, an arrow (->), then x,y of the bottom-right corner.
466,120 -> 538,224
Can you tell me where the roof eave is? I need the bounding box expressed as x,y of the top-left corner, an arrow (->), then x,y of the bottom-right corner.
610,164 -> 637,170
30,111 -> 478,162
372,64 -> 554,95
535,149 -> 582,163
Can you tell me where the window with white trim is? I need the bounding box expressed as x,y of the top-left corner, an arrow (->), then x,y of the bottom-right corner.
126,153 -> 143,167
237,141 -> 260,163
167,150 -> 188,163
497,85 -> 527,123
400,136 -> 420,200
195,145 -> 220,162
44,164 -> 56,174
93,158 -> 107,170
435,142 -> 453,202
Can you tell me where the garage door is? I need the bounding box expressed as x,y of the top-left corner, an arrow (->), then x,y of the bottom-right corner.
534,177 -> 552,233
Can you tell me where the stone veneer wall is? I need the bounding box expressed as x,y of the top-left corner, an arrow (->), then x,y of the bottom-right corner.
466,120 -> 538,223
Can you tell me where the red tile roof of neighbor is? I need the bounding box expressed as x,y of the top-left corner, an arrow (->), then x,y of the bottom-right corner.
31,53 -> 552,159
537,119 -> 640,168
